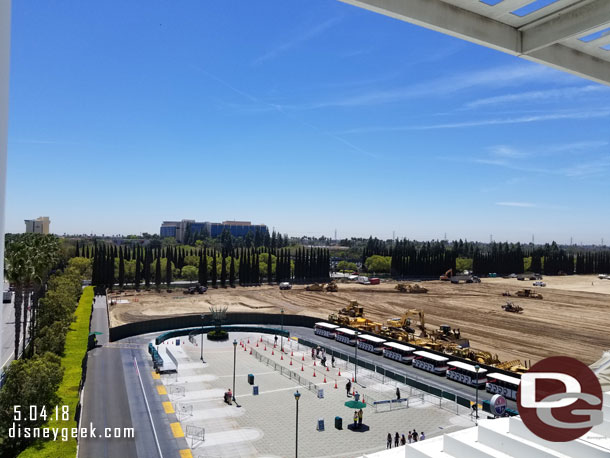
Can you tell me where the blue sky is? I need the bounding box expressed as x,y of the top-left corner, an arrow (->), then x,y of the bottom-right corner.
5,0 -> 610,244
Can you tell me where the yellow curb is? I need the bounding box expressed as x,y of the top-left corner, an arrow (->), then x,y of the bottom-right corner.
156,385 -> 167,395
179,450 -> 193,458
151,371 -> 160,380
163,401 -> 175,414
171,422 -> 185,438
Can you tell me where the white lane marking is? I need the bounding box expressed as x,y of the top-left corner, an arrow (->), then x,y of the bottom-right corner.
134,357 -> 164,458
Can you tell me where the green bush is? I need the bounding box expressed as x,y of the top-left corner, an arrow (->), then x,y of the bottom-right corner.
17,286 -> 94,458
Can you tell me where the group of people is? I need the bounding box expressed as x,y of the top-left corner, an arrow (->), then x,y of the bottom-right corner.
352,408 -> 364,429
311,346 -> 335,368
386,430 -> 425,448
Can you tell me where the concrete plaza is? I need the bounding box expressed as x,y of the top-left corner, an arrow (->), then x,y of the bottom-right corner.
152,331 -> 473,458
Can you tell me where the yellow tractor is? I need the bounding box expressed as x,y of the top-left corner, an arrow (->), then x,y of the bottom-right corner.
306,283 -> 324,291
395,283 -> 428,293
325,281 -> 339,292
386,309 -> 427,337
339,300 -> 364,318
429,324 -> 470,347
516,288 -> 543,299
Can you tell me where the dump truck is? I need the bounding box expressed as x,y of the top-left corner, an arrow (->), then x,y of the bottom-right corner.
395,283 -> 428,293
515,288 -> 543,299
502,301 -> 524,313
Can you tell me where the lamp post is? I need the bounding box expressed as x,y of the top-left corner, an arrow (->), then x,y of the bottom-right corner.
474,365 -> 480,425
294,390 -> 301,458
354,331 -> 360,384
200,314 -> 205,362
280,308 -> 284,352
232,339 -> 237,402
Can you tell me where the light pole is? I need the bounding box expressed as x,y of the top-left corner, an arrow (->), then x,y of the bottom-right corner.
474,365 -> 480,425
280,308 -> 284,352
200,314 -> 205,362
294,390 -> 301,458
354,331 -> 360,384
232,339 -> 237,402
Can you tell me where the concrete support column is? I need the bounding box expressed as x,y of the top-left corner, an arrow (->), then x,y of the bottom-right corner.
0,0 -> 11,290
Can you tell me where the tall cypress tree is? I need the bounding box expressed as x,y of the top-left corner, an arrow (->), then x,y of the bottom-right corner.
75,241 -> 80,258
198,250 -> 205,285
155,252 -> 161,291
267,250 -> 273,284
220,255 -> 227,287
229,255 -> 235,287
135,247 -> 141,291
211,250 -> 218,288
202,249 -> 208,286
166,247 -> 173,289
118,247 -> 125,289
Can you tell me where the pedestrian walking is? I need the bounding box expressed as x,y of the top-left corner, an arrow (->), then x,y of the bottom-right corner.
321,356 -> 327,367
353,410 -> 358,428
412,430 -> 418,442
408,431 -> 412,443
274,335 -> 278,346
331,354 -> 335,367
346,379 -> 352,397
311,347 -> 315,359
387,433 -> 392,449
358,409 -> 363,428
354,391 -> 360,402
401,434 -> 406,446
394,432 -> 400,447
420,432 -> 425,441
396,387 -> 400,400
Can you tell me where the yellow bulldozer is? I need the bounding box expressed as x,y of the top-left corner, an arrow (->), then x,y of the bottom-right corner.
494,359 -> 529,374
516,288 -> 543,299
395,283 -> 428,293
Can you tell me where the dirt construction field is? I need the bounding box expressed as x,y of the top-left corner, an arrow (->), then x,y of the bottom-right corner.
109,275 -> 610,366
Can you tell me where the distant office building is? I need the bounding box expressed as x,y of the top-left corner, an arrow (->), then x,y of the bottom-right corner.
160,219 -> 268,242
25,216 -> 50,234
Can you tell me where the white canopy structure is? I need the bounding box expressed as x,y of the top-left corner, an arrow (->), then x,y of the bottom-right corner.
339,0 -> 610,86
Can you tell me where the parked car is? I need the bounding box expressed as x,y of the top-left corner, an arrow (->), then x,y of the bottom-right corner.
279,282 -> 292,290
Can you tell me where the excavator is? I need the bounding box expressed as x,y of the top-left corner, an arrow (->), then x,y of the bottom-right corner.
501,301 -> 524,313
386,309 -> 426,336
439,268 -> 453,281
395,283 -> 428,293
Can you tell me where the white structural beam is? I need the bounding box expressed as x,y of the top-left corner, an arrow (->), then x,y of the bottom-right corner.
338,0 -> 610,86
0,0 -> 11,365
521,0 -> 610,53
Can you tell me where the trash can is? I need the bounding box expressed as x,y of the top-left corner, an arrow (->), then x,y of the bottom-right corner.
317,418 -> 325,431
335,416 -> 342,430
253,385 -> 259,395
248,374 -> 254,385
317,389 -> 324,399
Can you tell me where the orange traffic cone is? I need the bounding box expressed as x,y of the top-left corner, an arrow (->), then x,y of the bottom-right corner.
247,338 -> 250,344
250,349 -> 252,355
323,376 -> 327,383
291,351 -> 294,357
272,350 -> 275,355
338,369 -> 341,376
260,336 -> 263,342
313,370 -> 316,377
334,380 -> 338,389
352,376 -> 355,382
313,360 -> 316,367
281,354 -> 284,360
264,346 -> 267,351
352,389 -> 355,396
256,342 -> 259,347
362,395 -> 365,404
301,364 -> 304,372
301,355 -> 305,361
244,346 -> 247,351
326,366 -> 329,372
290,359 -> 293,366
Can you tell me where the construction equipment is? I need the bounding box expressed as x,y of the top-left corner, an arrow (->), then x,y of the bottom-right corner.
515,288 -> 543,299
501,301 -> 524,313
502,291 -> 511,297
429,325 -> 470,347
338,300 -> 364,318
439,268 -> 453,281
325,281 -> 339,292
386,309 -> 427,337
327,313 -> 351,326
395,283 -> 428,293
306,283 -> 324,291
183,285 -> 208,295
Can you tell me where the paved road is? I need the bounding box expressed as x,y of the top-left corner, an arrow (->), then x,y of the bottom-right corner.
284,325 -> 518,411
1,289 -> 31,374
79,296 -> 185,458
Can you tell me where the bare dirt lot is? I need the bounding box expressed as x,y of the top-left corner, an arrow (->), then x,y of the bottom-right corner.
109,275 -> 610,365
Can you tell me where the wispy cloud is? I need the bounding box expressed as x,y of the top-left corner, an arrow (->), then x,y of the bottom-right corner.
284,63 -> 568,110
464,85 -> 609,109
254,17 -> 341,65
496,202 -> 536,208
339,110 -> 610,134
